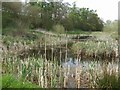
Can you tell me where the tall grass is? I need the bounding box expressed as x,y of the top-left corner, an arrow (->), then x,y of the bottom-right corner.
2,32 -> 119,88
71,39 -> 118,61
95,61 -> 119,88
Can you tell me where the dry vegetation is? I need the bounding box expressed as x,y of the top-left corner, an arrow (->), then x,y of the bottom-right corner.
2,32 -> 119,88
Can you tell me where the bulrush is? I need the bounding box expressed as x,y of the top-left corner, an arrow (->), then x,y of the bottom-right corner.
63,66 -> 67,88
2,34 -> 118,88
41,75 -> 44,88
64,74 -> 68,88
25,61 -> 29,69
75,66 -> 81,88
38,68 -> 41,86
110,50 -> 116,61
77,49 -> 81,61
81,48 -> 86,60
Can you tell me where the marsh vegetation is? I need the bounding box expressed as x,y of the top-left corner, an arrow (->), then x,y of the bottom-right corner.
1,1 -> 119,89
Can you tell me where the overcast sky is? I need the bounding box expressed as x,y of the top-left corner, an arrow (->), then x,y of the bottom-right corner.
63,0 -> 119,22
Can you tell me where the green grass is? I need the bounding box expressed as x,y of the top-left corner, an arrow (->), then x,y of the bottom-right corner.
66,29 -> 91,35
0,74 -> 1,89
2,74 -> 40,88
90,30 -> 118,40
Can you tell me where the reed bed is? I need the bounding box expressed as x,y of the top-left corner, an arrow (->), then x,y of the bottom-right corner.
2,34 -> 119,88
71,39 -> 118,61
2,57 -> 119,88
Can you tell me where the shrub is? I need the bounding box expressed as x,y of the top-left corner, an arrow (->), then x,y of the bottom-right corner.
52,24 -> 65,34
96,73 -> 120,88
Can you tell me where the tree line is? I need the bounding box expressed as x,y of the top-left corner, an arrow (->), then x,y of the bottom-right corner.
2,0 -> 104,33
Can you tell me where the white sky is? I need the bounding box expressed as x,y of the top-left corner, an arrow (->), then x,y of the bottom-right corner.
63,0 -> 119,22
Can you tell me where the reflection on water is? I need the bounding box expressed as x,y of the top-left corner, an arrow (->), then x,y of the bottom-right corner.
62,58 -> 119,88
62,58 -> 118,71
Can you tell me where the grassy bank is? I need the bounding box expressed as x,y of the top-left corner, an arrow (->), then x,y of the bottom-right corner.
2,74 -> 40,88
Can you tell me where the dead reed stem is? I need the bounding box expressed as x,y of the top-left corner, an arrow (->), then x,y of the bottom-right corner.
65,34 -> 68,62
76,67 -> 81,88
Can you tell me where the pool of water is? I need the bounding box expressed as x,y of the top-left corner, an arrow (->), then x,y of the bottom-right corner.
61,58 -> 119,88
62,58 -> 118,71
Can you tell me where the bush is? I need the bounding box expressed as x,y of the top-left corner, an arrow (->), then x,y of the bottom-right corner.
2,28 -> 17,35
96,73 -> 120,88
52,24 -> 65,34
